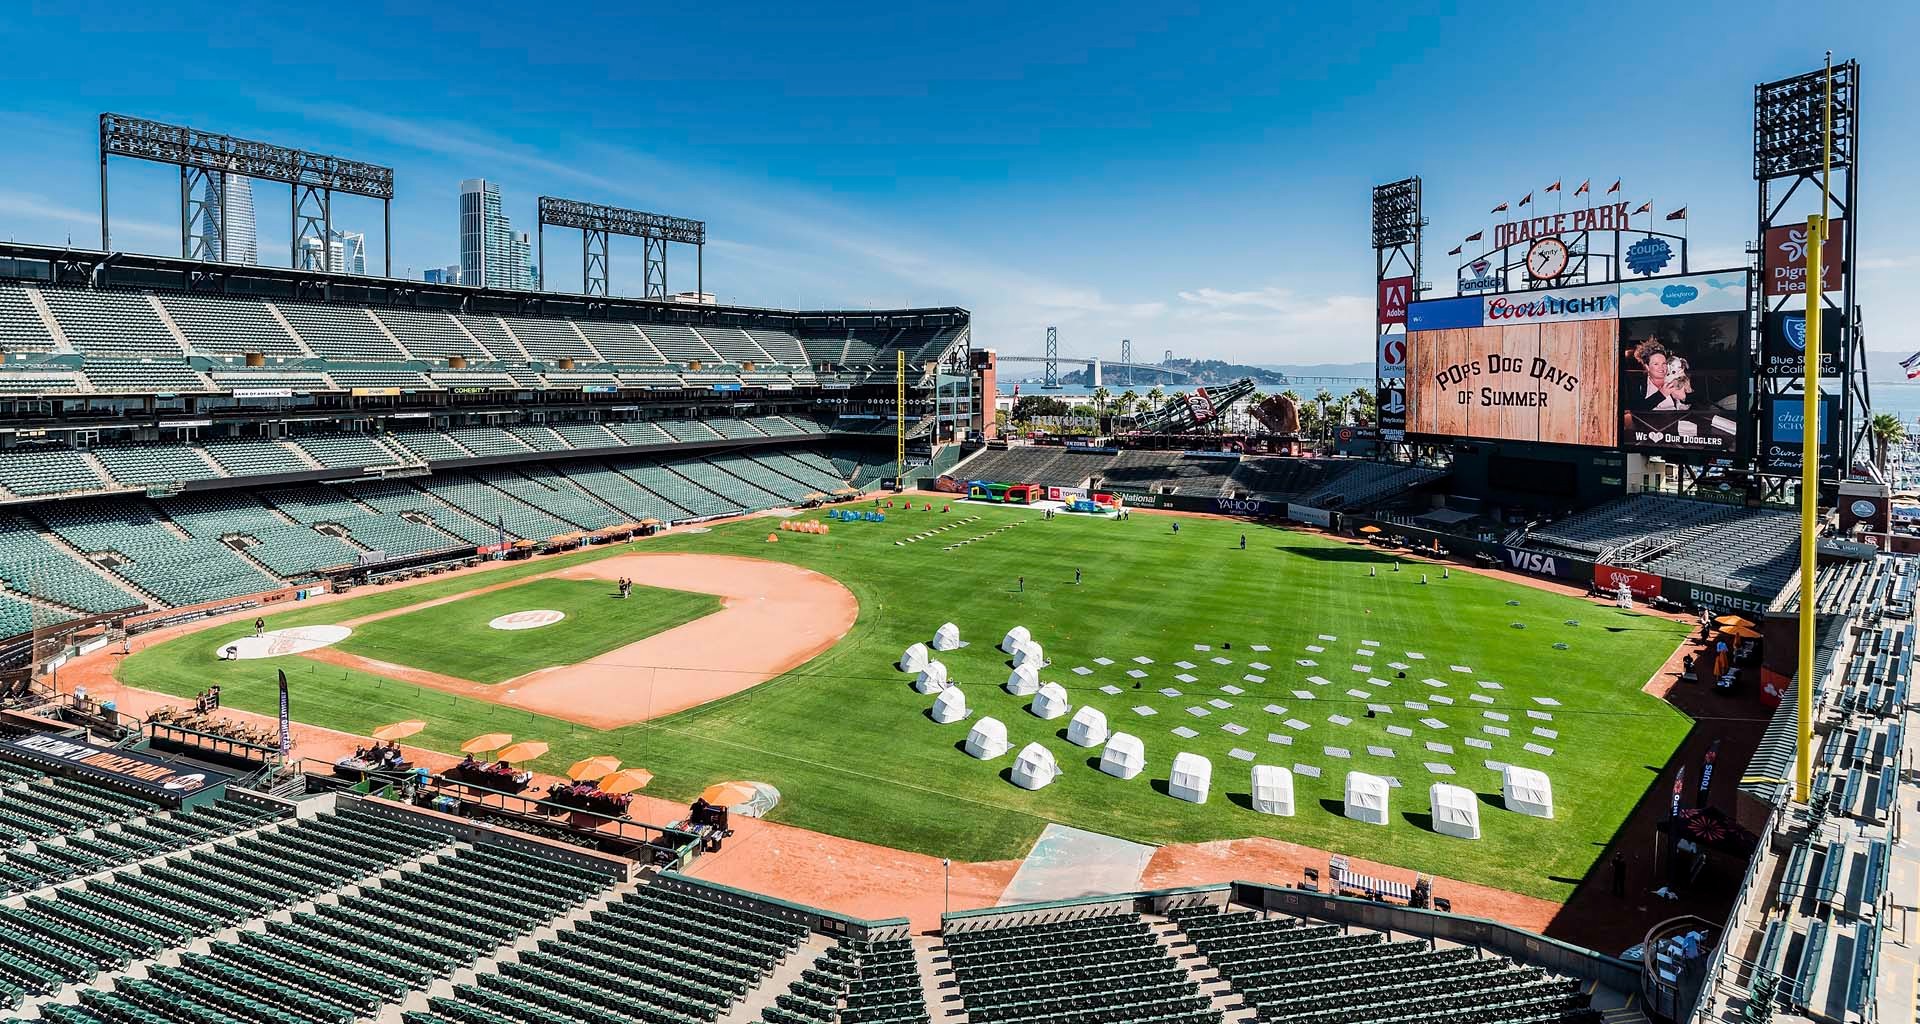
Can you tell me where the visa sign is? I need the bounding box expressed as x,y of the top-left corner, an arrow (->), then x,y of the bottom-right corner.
1502,546 -> 1567,580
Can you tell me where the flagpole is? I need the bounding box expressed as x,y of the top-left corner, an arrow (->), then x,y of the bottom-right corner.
1793,50 -> 1833,805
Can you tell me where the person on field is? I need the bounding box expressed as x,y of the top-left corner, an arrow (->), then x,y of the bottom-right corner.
254,617 -> 265,638
1074,568 -> 1082,585
1239,534 -> 1246,550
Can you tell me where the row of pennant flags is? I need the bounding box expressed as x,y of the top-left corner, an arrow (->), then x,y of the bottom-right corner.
1447,179 -> 1687,256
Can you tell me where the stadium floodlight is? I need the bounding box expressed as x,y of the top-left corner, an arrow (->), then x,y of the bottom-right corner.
1371,177 -> 1422,249
98,113 -> 395,275
1754,63 -> 1856,180
536,196 -> 707,299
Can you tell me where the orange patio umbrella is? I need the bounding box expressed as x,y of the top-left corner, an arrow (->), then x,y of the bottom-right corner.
1358,525 -> 1382,534
372,720 -> 426,742
1722,625 -> 1761,640
701,781 -> 757,807
567,756 -> 622,781
495,741 -> 549,763
598,769 -> 654,794
1715,614 -> 1756,628
460,733 -> 513,754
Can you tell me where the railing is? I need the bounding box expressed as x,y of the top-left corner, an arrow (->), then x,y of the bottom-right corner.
1685,801 -> 1783,1024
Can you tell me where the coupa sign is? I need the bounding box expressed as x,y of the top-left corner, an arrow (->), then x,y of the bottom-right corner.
1214,496 -> 1270,516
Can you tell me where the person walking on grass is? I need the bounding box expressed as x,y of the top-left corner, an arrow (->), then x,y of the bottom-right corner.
1017,576 -> 1024,593
1172,521 -> 1180,535
1074,568 -> 1082,586
1239,534 -> 1247,550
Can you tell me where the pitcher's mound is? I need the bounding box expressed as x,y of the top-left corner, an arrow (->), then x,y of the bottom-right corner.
219,625 -> 352,660
490,610 -> 565,631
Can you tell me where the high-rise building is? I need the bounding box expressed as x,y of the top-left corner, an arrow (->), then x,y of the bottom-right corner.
298,229 -> 368,275
424,264 -> 462,285
459,179 -> 536,290
202,174 -> 258,265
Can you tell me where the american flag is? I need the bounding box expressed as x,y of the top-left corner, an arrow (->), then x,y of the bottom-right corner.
1901,352 -> 1920,379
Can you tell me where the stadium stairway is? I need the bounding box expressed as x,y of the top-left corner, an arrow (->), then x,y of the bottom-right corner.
1149,915 -> 1259,1024
915,935 -> 971,1024
709,931 -> 833,1024
377,870 -> 643,1024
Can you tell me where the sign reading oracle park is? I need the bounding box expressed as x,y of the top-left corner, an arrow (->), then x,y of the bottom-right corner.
1491,201 -> 1634,251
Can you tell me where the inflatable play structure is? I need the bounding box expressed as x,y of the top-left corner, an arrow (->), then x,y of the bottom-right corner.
826,509 -> 885,523
966,481 -> 1041,504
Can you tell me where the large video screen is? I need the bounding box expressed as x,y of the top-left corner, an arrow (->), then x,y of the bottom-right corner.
1405,286 -> 1619,447
1616,273 -> 1751,455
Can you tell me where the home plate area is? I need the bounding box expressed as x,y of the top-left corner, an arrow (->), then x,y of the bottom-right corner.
900,621 -> 1565,838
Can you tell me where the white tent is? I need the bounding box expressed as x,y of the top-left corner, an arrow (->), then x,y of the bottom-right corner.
931,622 -> 963,651
1429,783 -> 1481,840
1000,625 -> 1031,654
1502,765 -> 1555,819
1250,764 -> 1295,816
1066,706 -> 1108,747
1099,733 -> 1145,780
899,642 -> 930,673
1013,639 -> 1046,668
913,660 -> 950,694
1169,752 -> 1212,804
1004,663 -> 1040,696
965,717 -> 1010,760
931,686 -> 968,725
1010,742 -> 1060,790
1344,771 -> 1390,825
1030,682 -> 1070,721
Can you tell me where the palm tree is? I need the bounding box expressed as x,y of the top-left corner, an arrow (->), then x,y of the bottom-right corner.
1350,386 -> 1376,425
1146,385 -> 1165,414
1314,388 -> 1336,438
1119,389 -> 1139,420
1091,386 -> 1111,428
1870,412 -> 1906,477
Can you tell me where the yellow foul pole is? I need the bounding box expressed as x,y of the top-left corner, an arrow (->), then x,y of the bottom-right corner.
895,351 -> 906,491
1794,53 -> 1834,804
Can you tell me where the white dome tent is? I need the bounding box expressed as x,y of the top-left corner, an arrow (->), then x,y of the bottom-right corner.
1168,752 -> 1212,804
1010,743 -> 1060,790
930,686 -> 969,725
965,717 -> 1010,760
931,622 -> 963,651
1344,771 -> 1391,825
1502,765 -> 1555,819
1030,682 -> 1070,721
913,661 -> 950,694
1013,640 -> 1047,668
1099,733 -> 1146,780
1250,764 -> 1295,816
1000,626 -> 1031,654
1429,783 -> 1481,840
899,642 -> 930,673
1004,663 -> 1040,697
1066,706 -> 1108,747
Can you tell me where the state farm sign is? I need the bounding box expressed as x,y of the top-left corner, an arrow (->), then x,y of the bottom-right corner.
1763,219 -> 1845,297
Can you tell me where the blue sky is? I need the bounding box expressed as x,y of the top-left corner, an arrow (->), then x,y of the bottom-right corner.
0,1 -> 1913,366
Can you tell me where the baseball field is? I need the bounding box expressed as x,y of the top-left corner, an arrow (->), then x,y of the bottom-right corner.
117,502 -> 1693,900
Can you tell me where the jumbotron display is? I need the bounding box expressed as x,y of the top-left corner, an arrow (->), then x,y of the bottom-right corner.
1404,271 -> 1750,453
1404,286 -> 1620,447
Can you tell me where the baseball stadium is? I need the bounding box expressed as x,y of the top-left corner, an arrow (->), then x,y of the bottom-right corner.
0,53 -> 1908,1024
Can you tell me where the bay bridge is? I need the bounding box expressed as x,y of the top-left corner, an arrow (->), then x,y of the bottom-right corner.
993,328 -> 1371,391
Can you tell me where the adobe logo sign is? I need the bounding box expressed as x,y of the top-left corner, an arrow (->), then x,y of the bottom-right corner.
1378,276 -> 1413,325
1764,219 -> 1845,296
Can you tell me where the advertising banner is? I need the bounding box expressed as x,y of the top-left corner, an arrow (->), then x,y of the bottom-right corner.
1498,545 -> 1589,582
1184,388 -> 1218,424
1377,332 -> 1407,381
1763,219 -> 1845,297
1595,563 -> 1663,599
1618,271 -> 1748,317
1761,310 -> 1844,377
1377,385 -> 1406,441
1619,312 -> 1747,456
1212,496 -> 1271,516
0,734 -> 231,800
1407,296 -> 1484,331
1287,503 -> 1332,528
1482,283 -> 1620,326
1758,390 -> 1838,474
1662,577 -> 1772,616
1405,320 -> 1618,446
1046,485 -> 1089,502
1378,276 -> 1413,326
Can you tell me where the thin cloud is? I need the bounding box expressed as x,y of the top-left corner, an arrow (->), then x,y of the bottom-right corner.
0,191 -> 171,243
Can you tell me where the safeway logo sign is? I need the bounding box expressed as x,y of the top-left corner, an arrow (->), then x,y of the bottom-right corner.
1378,333 -> 1407,380
1378,276 -> 1413,325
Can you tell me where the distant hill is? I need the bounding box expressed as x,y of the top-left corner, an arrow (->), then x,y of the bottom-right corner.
1058,358 -> 1291,387
1256,362 -> 1375,380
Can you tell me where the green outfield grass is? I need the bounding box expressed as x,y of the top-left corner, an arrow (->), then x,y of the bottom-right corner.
332,577 -> 720,683
119,504 -> 1692,900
